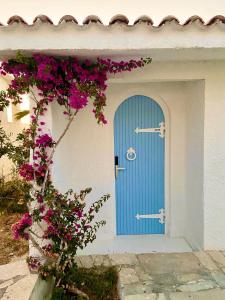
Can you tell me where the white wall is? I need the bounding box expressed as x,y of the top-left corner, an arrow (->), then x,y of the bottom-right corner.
51,60 -> 225,250
185,81 -> 204,250
204,72 -> 225,250
52,81 -> 189,240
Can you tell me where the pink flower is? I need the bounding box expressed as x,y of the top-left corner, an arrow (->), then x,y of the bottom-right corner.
43,209 -> 54,223
68,86 -> 88,110
65,233 -> 73,240
43,225 -> 58,238
35,134 -> 53,147
12,213 -> 32,240
75,210 -> 83,218
39,205 -> 46,213
93,110 -> 107,124
37,194 -> 43,203
19,163 -> 34,181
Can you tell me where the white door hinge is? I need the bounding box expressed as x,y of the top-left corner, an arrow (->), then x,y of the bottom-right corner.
135,122 -> 165,138
135,208 -> 165,224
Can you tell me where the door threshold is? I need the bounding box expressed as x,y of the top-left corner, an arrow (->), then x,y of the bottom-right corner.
79,236 -> 192,255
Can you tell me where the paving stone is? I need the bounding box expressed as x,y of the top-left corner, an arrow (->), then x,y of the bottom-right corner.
126,294 -> 155,300
169,289 -> 225,300
0,261 -> 29,281
194,252 -> 218,271
211,270 -> 225,288
125,293 -> 166,300
0,279 -> 14,289
207,251 -> 225,268
109,253 -> 138,266
135,266 -> 153,282
92,254 -> 111,267
2,274 -> 38,300
151,273 -> 178,293
157,295 -> 167,300
176,273 -> 202,284
125,294 -> 156,300
78,255 -> 94,268
123,283 -> 153,296
176,280 -> 217,292
138,253 -> 201,274
119,267 -> 139,285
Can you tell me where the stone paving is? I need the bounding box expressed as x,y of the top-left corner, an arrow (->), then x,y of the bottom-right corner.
1,251 -> 225,299
0,258 -> 37,300
77,251 -> 225,299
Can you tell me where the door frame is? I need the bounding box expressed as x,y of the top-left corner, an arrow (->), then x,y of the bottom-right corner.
113,91 -> 170,236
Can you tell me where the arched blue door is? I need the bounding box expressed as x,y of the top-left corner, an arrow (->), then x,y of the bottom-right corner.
114,95 -> 165,235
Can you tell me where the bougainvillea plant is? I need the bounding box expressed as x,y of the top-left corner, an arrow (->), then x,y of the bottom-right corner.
0,52 -> 151,297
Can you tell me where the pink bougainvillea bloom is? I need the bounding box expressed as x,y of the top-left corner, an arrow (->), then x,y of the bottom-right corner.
68,86 -> 88,110
19,163 -> 34,181
37,63 -> 54,82
11,223 -> 20,239
39,205 -> 46,213
35,134 -> 53,147
43,209 -> 54,223
12,213 -> 32,240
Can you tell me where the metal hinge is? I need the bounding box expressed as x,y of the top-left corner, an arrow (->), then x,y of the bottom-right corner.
135,122 -> 165,138
135,208 -> 165,224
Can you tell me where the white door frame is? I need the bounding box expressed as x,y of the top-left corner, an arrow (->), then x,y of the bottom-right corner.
113,89 -> 170,236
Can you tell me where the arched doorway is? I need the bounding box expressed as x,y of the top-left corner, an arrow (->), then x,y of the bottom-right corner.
114,95 -> 165,235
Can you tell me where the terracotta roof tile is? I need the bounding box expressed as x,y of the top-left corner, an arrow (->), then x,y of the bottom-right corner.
158,16 -> 180,27
7,15 -> 27,25
58,15 -> 78,24
134,15 -> 153,25
109,14 -> 129,25
183,15 -> 205,26
83,15 -> 103,25
207,15 -> 225,25
33,15 -> 53,24
2,15 -> 225,27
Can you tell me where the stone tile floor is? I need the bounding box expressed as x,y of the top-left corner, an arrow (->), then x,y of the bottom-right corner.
77,251 -> 225,299
1,251 -> 225,299
0,258 -> 37,300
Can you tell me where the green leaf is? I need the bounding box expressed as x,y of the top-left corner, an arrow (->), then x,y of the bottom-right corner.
14,110 -> 30,120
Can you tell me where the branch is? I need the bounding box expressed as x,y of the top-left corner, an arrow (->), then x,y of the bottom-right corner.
68,285 -> 89,300
29,233 -> 47,258
29,89 -> 39,104
29,228 -> 43,239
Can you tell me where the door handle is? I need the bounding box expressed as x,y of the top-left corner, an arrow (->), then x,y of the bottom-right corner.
115,156 -> 125,179
115,165 -> 126,179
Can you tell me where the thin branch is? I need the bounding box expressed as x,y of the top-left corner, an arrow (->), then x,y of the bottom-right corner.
29,234 -> 47,258
29,228 -> 43,239
29,89 -> 39,104
68,285 -> 89,300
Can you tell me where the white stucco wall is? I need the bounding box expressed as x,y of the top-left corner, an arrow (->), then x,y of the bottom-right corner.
52,81 -> 188,240
51,60 -> 225,250
204,71 -> 225,250
185,81 -> 204,250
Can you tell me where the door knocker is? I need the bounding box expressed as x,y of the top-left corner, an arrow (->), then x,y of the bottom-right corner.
126,147 -> 136,161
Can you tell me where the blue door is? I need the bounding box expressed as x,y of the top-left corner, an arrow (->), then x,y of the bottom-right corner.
114,95 -> 165,235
